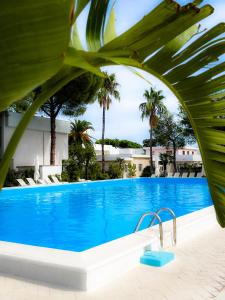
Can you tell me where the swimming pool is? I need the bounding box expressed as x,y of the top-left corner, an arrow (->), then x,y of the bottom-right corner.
0,178 -> 212,252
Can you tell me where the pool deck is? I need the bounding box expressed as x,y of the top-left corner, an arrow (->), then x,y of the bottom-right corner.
0,221 -> 224,299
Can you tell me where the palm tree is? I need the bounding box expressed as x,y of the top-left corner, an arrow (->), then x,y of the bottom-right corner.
97,73 -> 120,173
139,88 -> 167,172
69,120 -> 94,145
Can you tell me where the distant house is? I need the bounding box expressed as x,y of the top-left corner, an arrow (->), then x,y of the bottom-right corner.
94,144 -> 202,177
0,112 -> 70,177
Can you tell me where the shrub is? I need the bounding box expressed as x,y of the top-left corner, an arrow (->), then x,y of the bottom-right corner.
127,163 -> 136,177
4,167 -> 34,187
108,161 -> 124,179
141,166 -> 151,177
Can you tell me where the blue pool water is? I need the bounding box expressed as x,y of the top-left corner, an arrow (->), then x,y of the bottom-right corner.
0,178 -> 212,252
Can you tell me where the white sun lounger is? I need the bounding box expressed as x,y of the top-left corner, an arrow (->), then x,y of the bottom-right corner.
16,178 -> 27,186
37,179 -> 47,185
150,174 -> 156,178
181,172 -> 188,178
173,172 -> 180,178
51,175 -> 60,184
196,172 -> 202,178
189,172 -> 195,178
44,177 -> 53,184
26,178 -> 36,185
167,172 -> 173,177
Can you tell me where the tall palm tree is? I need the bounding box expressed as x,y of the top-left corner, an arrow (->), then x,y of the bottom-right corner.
97,73 -> 120,173
139,88 -> 167,172
69,120 -> 94,145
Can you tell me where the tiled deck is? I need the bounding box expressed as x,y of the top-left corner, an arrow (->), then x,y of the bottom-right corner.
0,224 -> 224,300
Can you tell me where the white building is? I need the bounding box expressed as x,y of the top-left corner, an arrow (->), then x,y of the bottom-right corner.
94,144 -> 202,177
0,112 -> 70,176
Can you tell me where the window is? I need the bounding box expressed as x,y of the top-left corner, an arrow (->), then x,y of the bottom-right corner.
187,151 -> 189,155
183,151 -> 185,155
192,151 -> 194,155
138,164 -> 142,172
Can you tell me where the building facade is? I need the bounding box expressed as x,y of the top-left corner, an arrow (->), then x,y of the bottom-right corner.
0,112 -> 70,172
94,144 -> 202,177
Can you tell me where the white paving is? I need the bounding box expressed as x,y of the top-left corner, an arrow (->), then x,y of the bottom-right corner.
0,224 -> 224,300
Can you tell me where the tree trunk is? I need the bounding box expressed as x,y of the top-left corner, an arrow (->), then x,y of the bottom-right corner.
149,126 -> 153,173
50,111 -> 56,166
172,141 -> 177,172
85,160 -> 89,180
101,104 -> 106,173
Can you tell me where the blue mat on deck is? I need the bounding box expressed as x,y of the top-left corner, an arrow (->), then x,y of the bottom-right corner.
140,251 -> 175,267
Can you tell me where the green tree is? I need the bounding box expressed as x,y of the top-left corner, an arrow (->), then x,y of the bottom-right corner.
96,138 -> 141,148
159,153 -> 173,176
68,143 -> 97,180
97,73 -> 120,173
153,113 -> 186,172
11,73 -> 102,165
178,105 -> 196,144
139,88 -> 167,171
142,139 -> 160,147
69,120 -> 94,145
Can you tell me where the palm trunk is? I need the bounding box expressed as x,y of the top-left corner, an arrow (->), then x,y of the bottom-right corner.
149,126 -> 153,173
101,104 -> 106,173
172,141 -> 177,172
50,107 -> 56,166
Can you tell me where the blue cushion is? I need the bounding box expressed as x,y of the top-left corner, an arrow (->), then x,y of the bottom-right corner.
140,251 -> 175,267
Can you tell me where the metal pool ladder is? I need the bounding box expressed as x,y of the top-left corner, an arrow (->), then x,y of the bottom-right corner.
134,207 -> 177,248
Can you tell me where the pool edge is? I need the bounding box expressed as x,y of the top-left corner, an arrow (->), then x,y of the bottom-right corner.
0,205 -> 216,291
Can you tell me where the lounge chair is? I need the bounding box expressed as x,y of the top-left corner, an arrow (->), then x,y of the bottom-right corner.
167,172 -> 173,177
16,178 -> 27,186
50,175 -> 60,184
26,178 -> 36,185
173,172 -> 180,178
196,172 -> 202,178
189,172 -> 195,178
44,177 -> 53,184
181,172 -> 188,178
150,174 -> 156,178
37,179 -> 46,184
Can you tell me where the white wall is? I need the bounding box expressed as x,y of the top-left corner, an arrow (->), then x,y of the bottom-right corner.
2,112 -> 70,168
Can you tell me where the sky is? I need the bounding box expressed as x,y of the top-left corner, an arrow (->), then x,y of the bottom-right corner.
75,0 -> 224,144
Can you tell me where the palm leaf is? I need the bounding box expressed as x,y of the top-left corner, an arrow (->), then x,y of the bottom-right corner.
0,0 -> 74,111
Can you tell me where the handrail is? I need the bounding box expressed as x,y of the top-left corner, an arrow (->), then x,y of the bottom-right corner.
150,207 -> 177,245
134,212 -> 163,248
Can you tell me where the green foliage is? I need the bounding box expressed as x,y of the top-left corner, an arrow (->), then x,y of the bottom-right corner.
97,73 -> 120,109
178,105 -> 196,144
139,88 -> 167,127
4,168 -> 34,187
108,159 -> 124,179
153,112 -> 186,171
127,162 -> 136,178
159,153 -> 173,176
0,0 -> 73,111
69,120 -> 94,145
142,139 -> 160,147
96,138 -> 142,148
141,166 -> 151,177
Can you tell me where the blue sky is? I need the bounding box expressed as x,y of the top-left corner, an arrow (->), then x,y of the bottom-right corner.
77,0 -> 224,144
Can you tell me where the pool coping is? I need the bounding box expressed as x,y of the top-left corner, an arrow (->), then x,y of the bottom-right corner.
0,205 -> 216,291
